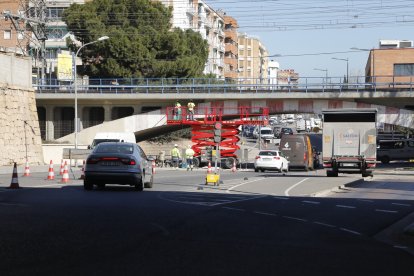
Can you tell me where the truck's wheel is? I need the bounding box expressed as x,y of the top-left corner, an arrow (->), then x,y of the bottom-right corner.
193,157 -> 200,168
327,171 -> 338,177
380,156 -> 390,164
362,171 -> 373,177
223,157 -> 236,169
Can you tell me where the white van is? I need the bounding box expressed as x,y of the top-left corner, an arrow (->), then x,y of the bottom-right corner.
89,132 -> 136,149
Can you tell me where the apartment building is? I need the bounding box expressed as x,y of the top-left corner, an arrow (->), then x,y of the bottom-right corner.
222,13 -> 238,81
158,0 -> 225,78
365,40 -> 414,85
0,0 -> 29,54
237,33 -> 268,85
267,60 -> 279,85
277,69 -> 299,87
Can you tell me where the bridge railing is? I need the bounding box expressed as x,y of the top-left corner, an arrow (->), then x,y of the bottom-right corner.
33,75 -> 413,94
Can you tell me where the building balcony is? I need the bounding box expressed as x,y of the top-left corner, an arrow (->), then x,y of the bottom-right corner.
186,6 -> 196,15
225,43 -> 238,54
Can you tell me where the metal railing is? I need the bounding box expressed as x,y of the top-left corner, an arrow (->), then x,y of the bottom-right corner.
33,75 -> 414,94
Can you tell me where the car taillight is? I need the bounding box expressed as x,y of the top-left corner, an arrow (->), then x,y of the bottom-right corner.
121,158 -> 136,165
255,156 -> 260,159
273,156 -> 280,160
87,158 -> 99,164
304,153 -> 307,161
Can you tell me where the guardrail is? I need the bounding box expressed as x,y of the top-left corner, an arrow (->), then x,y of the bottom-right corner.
33,76 -> 414,94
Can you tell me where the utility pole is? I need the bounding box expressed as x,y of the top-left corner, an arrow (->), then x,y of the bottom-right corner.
3,1 -> 48,82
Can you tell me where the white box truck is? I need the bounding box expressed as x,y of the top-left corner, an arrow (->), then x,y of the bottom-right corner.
89,132 -> 136,149
322,109 -> 377,177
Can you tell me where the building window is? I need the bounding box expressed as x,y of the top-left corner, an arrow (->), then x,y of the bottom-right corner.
4,30 -> 11,40
394,64 -> 414,76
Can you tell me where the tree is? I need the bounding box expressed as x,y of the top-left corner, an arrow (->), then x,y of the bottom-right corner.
63,0 -> 208,78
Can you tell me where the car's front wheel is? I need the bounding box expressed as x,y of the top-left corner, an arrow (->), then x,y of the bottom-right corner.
144,175 -> 153,188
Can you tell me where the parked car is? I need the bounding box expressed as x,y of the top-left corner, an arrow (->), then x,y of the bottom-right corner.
254,150 -> 289,173
273,126 -> 282,138
84,142 -> 154,191
279,127 -> 294,138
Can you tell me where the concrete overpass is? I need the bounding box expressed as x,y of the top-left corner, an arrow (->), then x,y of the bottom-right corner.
35,78 -> 414,141
54,99 -> 414,147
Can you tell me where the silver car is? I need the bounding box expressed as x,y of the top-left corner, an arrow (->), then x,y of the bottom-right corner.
84,142 -> 154,191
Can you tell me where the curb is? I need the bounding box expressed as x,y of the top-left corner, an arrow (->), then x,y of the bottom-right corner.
310,178 -> 365,197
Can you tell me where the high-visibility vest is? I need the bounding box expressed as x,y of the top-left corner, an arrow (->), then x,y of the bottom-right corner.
171,147 -> 180,158
185,148 -> 195,158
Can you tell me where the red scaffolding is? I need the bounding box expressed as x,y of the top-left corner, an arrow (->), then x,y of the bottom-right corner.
166,106 -> 269,165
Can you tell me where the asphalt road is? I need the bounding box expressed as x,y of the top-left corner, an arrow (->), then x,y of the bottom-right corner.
0,168 -> 414,275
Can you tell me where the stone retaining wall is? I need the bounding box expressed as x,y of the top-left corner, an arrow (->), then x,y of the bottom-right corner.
0,54 -> 43,166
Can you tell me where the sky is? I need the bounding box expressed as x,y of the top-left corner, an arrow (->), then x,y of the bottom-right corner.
207,0 -> 414,80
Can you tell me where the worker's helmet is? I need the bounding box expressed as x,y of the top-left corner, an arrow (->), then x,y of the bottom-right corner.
174,144 -> 178,147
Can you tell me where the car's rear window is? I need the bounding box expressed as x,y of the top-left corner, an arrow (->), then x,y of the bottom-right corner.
261,130 -> 272,134
95,144 -> 134,154
259,151 -> 278,156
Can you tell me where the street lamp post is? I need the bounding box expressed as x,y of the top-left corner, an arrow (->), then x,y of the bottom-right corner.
74,36 -> 109,149
313,68 -> 328,85
332,57 -> 349,83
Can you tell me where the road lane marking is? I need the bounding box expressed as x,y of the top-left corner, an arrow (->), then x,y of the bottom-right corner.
340,228 -> 362,236
271,195 -> 289,200
302,200 -> 320,205
284,178 -> 309,196
0,202 -> 28,207
391,203 -> 411,207
254,211 -> 277,217
226,177 -> 266,193
313,221 -> 336,228
150,223 -> 170,236
358,199 -> 374,203
212,195 -> 268,206
222,207 -> 245,212
283,215 -> 307,222
336,205 -> 356,209
375,209 -> 398,214
394,245 -> 408,249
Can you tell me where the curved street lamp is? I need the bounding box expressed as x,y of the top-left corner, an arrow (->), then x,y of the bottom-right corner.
74,36 -> 109,149
332,57 -> 349,83
313,68 -> 328,84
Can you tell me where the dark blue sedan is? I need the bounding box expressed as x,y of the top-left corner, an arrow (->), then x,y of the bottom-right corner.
84,142 -> 154,191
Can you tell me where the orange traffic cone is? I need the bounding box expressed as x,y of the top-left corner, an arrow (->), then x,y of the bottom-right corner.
59,159 -> 64,175
61,162 -> 69,183
47,160 -> 55,180
79,160 -> 85,180
23,160 -> 30,177
231,160 -> 237,173
9,163 -> 20,189
207,160 -> 212,173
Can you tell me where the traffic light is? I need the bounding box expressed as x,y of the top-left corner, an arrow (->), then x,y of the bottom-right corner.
213,122 -> 222,143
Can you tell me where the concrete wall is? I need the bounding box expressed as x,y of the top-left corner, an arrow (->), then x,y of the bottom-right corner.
0,53 -> 43,166
0,53 -> 32,88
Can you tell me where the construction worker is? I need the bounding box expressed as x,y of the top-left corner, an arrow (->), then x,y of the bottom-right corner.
185,145 -> 195,171
187,100 -> 195,120
171,144 -> 181,170
174,101 -> 182,120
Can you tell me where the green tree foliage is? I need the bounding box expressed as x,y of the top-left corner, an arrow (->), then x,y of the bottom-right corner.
63,0 -> 208,78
